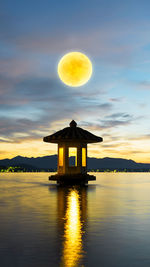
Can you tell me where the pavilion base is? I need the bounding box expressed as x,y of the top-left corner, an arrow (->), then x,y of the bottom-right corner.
49,173 -> 96,185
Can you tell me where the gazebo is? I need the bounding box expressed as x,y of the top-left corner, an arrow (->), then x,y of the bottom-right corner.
43,120 -> 103,184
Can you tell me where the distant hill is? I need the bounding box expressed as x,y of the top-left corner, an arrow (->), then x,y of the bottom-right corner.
87,157 -> 150,171
0,155 -> 150,172
0,155 -> 57,171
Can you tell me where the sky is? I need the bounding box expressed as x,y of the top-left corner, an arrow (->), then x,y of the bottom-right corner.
1,0 -> 150,162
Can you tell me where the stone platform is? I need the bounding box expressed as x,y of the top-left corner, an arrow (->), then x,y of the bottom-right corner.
49,173 -> 96,185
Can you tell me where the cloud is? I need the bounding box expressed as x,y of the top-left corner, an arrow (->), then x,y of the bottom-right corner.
135,81 -> 150,90
2,30 -> 134,67
129,134 -> 150,141
105,113 -> 132,119
100,120 -> 131,128
0,75 -> 70,108
0,139 -> 12,143
0,72 -> 115,143
109,97 -> 125,102
79,121 -> 104,132
99,112 -> 133,129
0,150 -> 6,154
0,74 -> 15,94
0,71 -> 113,109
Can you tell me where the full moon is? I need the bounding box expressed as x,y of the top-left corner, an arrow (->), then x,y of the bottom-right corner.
57,52 -> 92,87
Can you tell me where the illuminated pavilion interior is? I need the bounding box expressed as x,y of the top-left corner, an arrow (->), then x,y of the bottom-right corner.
43,120 -> 103,184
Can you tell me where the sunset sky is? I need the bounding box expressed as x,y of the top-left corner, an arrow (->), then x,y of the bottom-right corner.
1,0 -> 150,162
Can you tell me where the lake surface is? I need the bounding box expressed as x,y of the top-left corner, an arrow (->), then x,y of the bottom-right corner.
0,173 -> 150,267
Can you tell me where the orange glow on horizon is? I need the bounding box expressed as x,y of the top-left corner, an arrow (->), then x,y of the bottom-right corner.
0,135 -> 150,163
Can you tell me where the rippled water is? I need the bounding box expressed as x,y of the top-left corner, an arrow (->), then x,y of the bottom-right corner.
0,173 -> 150,266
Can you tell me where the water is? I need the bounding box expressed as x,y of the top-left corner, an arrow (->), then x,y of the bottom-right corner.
0,173 -> 150,267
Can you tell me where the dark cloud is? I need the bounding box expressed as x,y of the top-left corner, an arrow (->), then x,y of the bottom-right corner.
101,120 -> 131,128
79,121 -> 104,131
0,73 -> 115,142
0,72 -> 113,112
74,110 -> 133,133
99,112 -> 133,129
0,74 -> 14,95
100,120 -> 131,129
0,117 -> 38,137
0,75 -> 72,111
106,113 -> 132,119
97,103 -> 112,110
109,97 -> 125,102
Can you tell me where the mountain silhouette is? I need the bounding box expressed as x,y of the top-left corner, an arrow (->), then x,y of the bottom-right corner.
0,155 -> 150,171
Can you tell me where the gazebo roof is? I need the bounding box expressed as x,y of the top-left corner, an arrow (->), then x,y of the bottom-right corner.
43,120 -> 103,144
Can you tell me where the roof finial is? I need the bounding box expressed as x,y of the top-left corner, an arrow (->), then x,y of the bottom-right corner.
70,120 -> 77,127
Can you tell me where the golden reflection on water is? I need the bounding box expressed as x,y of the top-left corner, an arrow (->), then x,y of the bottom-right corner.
58,187 -> 86,267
